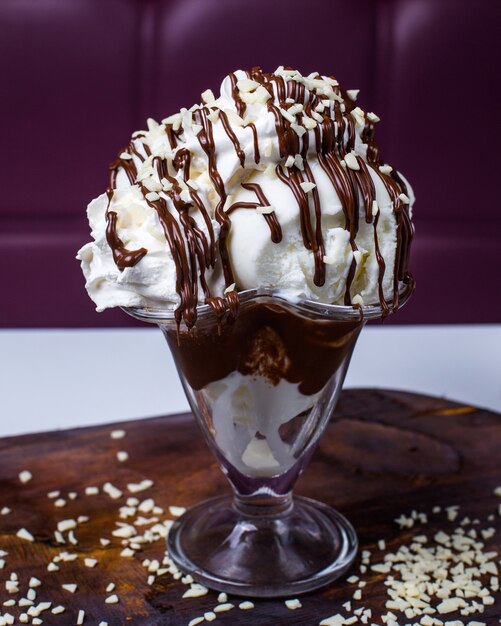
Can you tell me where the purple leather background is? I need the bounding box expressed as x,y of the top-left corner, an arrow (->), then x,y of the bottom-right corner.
1,0 -> 500,327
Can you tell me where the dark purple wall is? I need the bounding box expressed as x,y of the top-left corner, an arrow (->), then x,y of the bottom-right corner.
1,0 -> 500,327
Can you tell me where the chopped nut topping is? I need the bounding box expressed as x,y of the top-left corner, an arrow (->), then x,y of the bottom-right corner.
299,182 -> 316,193
345,152 -> 360,170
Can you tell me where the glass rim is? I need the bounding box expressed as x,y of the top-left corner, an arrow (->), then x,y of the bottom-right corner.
122,278 -> 415,325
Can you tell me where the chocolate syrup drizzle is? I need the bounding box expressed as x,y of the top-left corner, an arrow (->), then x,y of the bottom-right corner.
104,68 -> 414,327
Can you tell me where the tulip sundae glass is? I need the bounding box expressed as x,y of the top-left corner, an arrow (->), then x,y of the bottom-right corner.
124,281 -> 413,597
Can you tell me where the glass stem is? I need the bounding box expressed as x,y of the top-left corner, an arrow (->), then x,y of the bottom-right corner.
233,491 -> 293,518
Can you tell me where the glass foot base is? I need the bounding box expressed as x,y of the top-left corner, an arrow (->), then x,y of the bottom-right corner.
167,495 -> 358,598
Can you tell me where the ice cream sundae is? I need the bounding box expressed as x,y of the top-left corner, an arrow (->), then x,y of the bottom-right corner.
77,67 -> 415,595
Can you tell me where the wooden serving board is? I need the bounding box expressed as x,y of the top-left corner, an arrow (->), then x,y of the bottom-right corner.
0,389 -> 500,625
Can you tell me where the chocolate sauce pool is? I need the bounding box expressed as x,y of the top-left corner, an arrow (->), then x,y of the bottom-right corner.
164,301 -> 362,396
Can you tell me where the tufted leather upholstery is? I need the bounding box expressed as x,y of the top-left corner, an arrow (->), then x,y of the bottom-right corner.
1,0 -> 500,326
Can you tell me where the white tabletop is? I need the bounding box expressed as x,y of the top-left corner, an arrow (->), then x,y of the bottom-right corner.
1,325 -> 500,438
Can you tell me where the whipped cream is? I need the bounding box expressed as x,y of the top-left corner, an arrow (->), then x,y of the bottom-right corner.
77,67 -> 414,325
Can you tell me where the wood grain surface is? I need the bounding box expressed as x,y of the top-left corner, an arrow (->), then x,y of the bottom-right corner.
0,389 -> 500,625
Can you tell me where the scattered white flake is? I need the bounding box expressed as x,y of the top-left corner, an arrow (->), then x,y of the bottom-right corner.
399,192 -> 410,204
188,618 -> 204,626
110,429 -> 126,440
367,112 -> 380,123
239,601 -> 255,610
224,283 -> 236,295
214,603 -> 235,613
168,505 -> 186,517
378,539 -> 386,551
299,181 -> 316,193
345,152 -> 360,170
103,482 -> 122,500
77,609 -> 85,624
256,205 -> 275,215
62,584 -> 77,593
54,498 -> 66,508
85,486 -> 99,496
145,191 -> 160,202
284,155 -> 295,168
16,528 -> 34,542
105,594 -> 119,604
320,615 -> 347,626
1,507 -> 11,515
372,200 -> 379,216
493,486 -> 501,497
19,470 -> 32,484
68,492 -> 78,500
347,89 -> 360,100
47,563 -> 59,572
68,530 -> 78,545
217,592 -> 228,603
84,558 -> 98,568
29,577 -> 41,589
294,153 -> 304,170
6,580 -> 19,594
51,606 -> 65,614
119,152 -> 132,160
57,519 -> 77,533
379,164 -> 393,175
353,589 -> 362,600
204,612 -> 217,622
121,548 -> 135,558
285,599 -> 302,610
127,479 -> 154,494
183,584 -> 208,598
112,525 -> 135,539
116,451 -> 129,463
27,588 -> 36,601
352,294 -> 364,307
